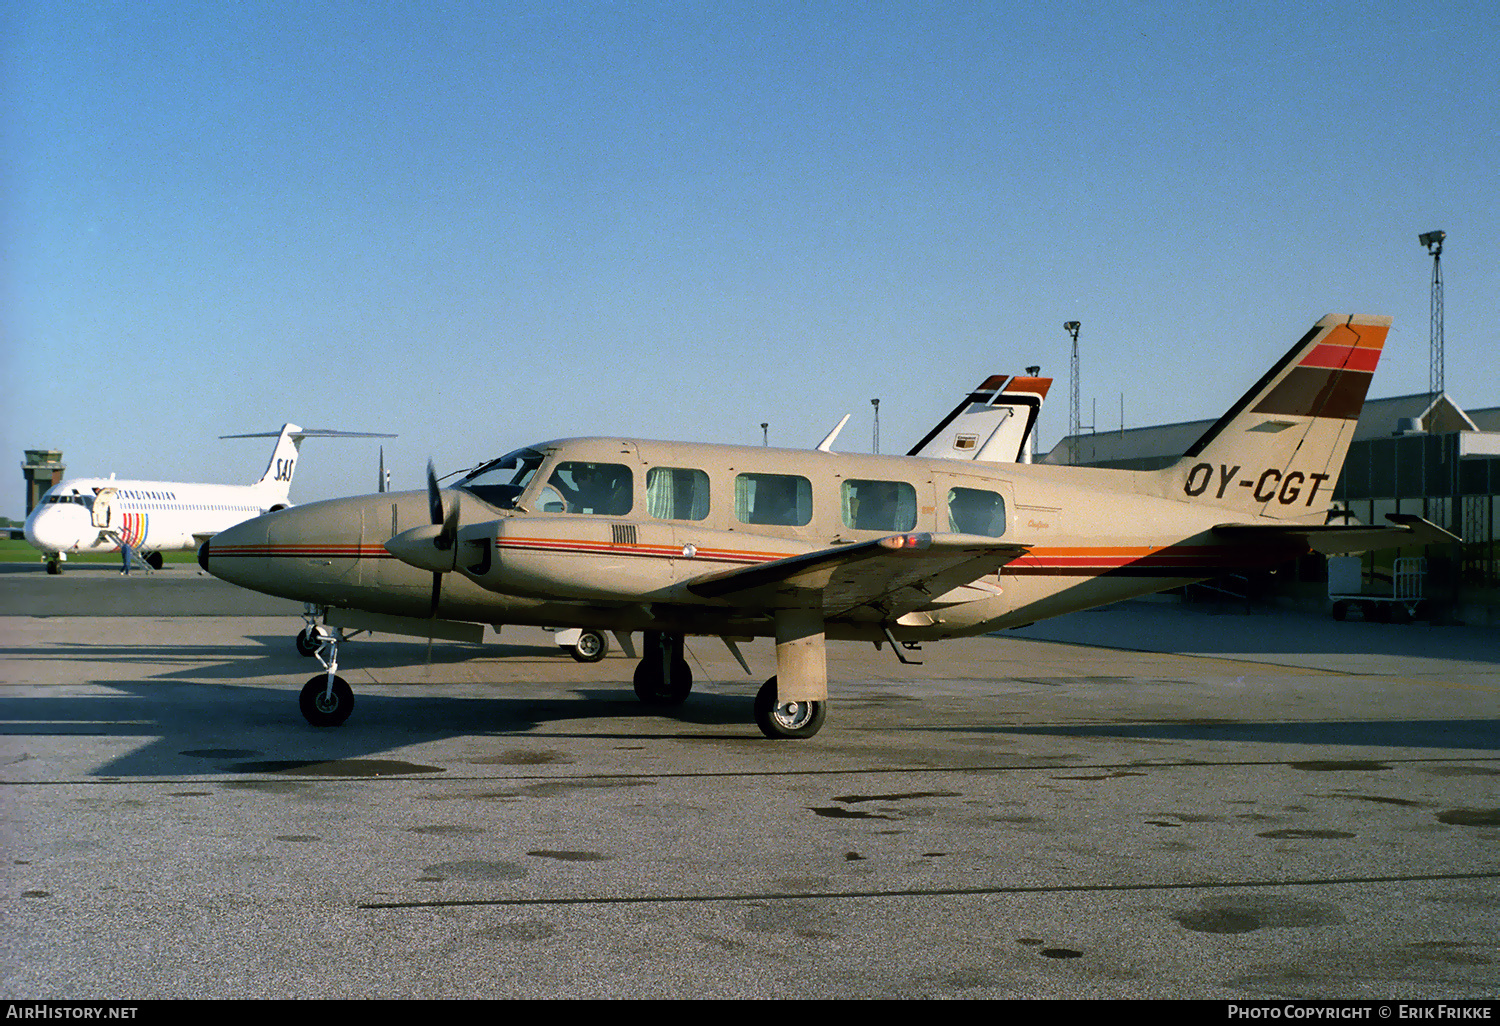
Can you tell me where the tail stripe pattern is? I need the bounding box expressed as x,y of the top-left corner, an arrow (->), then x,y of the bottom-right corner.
1250,322 -> 1385,421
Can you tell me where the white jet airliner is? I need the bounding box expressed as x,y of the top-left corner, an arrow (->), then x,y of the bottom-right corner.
23,424 -> 392,573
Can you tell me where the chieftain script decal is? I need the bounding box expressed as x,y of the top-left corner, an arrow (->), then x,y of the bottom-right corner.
1182,462 -> 1331,506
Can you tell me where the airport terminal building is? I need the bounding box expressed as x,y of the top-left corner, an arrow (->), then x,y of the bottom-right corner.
1043,393 -> 1500,624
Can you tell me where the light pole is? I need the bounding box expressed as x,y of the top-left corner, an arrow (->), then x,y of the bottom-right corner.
871,399 -> 880,454
1419,230 -> 1445,401
1064,321 -> 1081,464
761,423 -> 769,447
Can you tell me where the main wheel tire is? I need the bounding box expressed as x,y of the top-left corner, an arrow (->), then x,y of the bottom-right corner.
1331,600 -> 1349,621
46,560 -> 62,575
295,628 -> 320,657
144,552 -> 164,570
299,675 -> 354,727
754,677 -> 826,740
633,657 -> 692,705
570,629 -> 608,663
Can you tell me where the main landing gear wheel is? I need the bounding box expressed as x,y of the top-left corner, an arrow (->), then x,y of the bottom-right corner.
296,627 -> 320,657
300,675 -> 354,727
570,629 -> 608,663
633,656 -> 692,705
46,559 -> 62,575
754,677 -> 826,740
144,552 -> 164,571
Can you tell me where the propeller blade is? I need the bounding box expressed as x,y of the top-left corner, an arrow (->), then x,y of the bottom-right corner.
426,460 -> 443,526
436,491 -> 460,551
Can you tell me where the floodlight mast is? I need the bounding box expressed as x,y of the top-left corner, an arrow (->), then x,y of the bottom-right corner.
1420,231 -> 1445,400
1064,321 -> 1082,464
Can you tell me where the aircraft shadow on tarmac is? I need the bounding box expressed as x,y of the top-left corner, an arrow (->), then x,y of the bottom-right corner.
2,677 -> 1496,781
0,681 -> 768,779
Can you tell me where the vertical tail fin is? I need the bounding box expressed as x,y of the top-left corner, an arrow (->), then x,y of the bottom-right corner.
253,424 -> 302,501
221,425 -> 396,502
1164,314 -> 1388,520
908,374 -> 1053,462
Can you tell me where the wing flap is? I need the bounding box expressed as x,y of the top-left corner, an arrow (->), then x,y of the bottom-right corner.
685,533 -> 1029,617
1212,514 -> 1459,555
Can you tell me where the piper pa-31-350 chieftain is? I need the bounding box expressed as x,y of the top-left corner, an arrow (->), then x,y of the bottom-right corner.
24,425 -> 392,573
201,315 -> 1454,739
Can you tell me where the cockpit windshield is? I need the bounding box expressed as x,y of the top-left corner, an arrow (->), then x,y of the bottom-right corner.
457,447 -> 545,509
42,492 -> 94,510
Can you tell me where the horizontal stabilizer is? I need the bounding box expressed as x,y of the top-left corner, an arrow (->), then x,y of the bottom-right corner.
220,428 -> 398,441
1212,514 -> 1459,556
687,533 -> 1029,618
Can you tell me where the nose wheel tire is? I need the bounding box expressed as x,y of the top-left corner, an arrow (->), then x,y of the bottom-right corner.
754,677 -> 826,740
300,675 -> 354,727
570,629 -> 608,663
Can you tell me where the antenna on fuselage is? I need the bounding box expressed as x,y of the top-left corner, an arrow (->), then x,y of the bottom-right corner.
815,414 -> 851,453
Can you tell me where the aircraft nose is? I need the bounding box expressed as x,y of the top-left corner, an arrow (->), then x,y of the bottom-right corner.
24,508 -> 67,553
200,514 -> 272,590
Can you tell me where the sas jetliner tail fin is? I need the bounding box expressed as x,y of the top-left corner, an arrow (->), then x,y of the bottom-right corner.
221,424 -> 396,504
1163,314 -> 1389,520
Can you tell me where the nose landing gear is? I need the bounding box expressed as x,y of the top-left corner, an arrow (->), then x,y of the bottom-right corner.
298,617 -> 353,727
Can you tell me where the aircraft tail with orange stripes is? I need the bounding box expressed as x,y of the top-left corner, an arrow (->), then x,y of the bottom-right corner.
1162,314 -> 1390,522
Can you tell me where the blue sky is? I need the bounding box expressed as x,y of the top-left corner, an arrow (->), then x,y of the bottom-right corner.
4,1 -> 1496,513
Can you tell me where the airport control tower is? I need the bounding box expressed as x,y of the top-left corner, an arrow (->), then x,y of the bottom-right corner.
23,449 -> 65,515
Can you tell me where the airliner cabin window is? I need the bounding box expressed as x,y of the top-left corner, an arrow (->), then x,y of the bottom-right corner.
841,479 -> 917,532
537,462 -> 633,516
646,467 -> 710,521
947,486 -> 1006,536
734,473 -> 812,527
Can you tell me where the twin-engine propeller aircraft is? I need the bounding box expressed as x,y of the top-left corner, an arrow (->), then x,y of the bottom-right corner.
201,315 -> 1455,739
25,425 -> 393,573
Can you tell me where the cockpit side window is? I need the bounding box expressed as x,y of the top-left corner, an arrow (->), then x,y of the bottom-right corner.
458,448 -> 545,509
537,461 -> 633,516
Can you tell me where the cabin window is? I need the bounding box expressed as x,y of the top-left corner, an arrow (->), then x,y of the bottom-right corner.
646,467 -> 710,521
947,486 -> 1006,536
841,479 -> 917,532
538,461 -> 633,516
734,472 -> 811,527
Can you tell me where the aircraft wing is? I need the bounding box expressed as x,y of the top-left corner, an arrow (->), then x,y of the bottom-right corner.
685,533 -> 1029,618
1212,513 -> 1459,555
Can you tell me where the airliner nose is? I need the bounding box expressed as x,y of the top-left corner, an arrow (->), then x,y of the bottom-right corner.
24,508 -> 67,554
